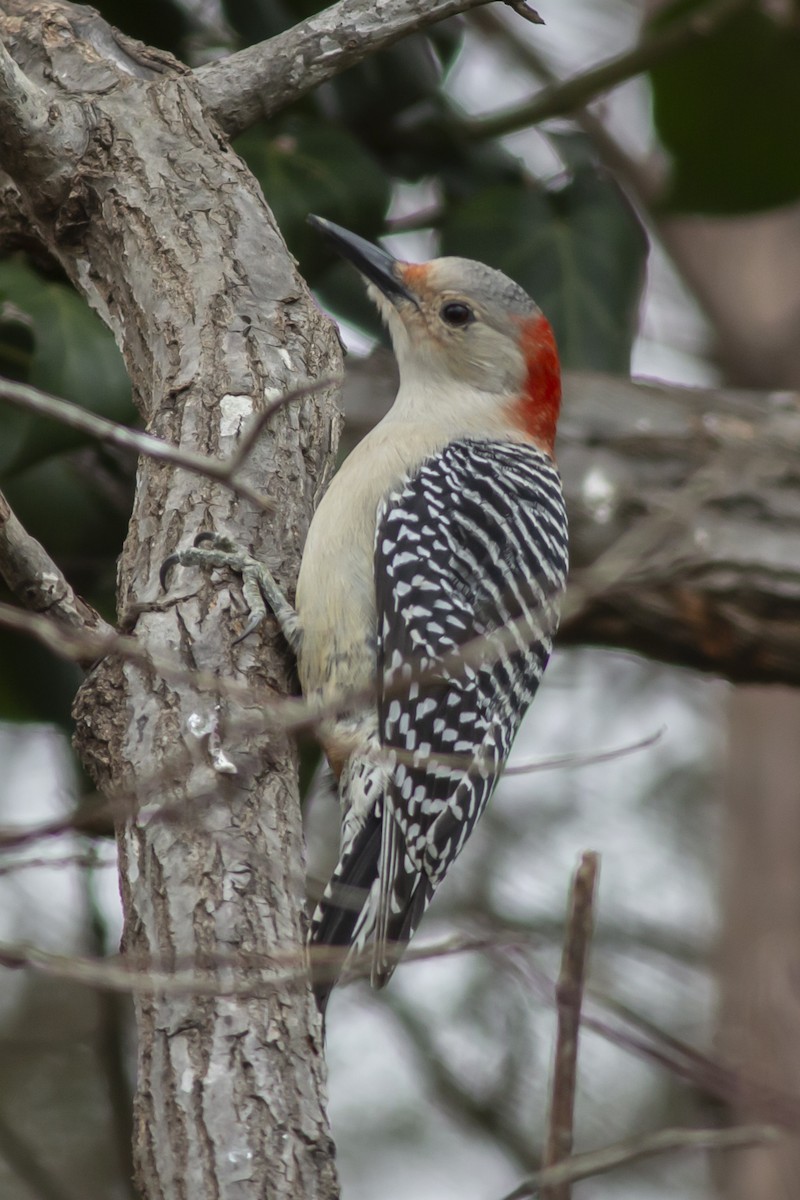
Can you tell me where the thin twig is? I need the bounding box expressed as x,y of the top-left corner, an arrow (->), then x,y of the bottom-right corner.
498,946 -> 800,1132
541,852 -> 599,1200
0,376 -> 337,514
470,8 -> 661,206
0,852 -> 116,877
0,930 -> 516,999
469,0 -> 748,141
499,1124 -> 780,1200
502,0 -> 544,25
504,728 -> 664,776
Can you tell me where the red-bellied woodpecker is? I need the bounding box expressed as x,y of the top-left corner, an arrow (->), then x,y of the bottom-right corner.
163,217 -> 568,1012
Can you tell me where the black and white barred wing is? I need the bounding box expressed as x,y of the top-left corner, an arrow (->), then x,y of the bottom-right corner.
372,437 -> 568,976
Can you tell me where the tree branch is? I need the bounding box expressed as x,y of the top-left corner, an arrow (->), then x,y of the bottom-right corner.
0,488 -> 114,656
468,0 -> 748,142
499,1124 -> 780,1200
194,0 -> 495,138
0,375 -> 337,514
0,29 -> 87,211
541,853 -> 598,1200
0,4 -> 342,1196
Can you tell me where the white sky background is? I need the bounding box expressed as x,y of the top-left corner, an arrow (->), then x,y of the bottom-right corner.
0,4 -> 730,1198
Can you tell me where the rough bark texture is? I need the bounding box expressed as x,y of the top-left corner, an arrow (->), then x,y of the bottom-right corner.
345,355 -> 800,684
0,3 -> 341,1197
195,0 -> 490,137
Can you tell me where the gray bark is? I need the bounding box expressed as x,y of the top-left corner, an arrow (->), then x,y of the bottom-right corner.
0,2 -> 342,1196
195,0 -> 491,138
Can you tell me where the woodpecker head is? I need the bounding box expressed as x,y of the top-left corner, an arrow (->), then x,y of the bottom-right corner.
309,215 -> 561,455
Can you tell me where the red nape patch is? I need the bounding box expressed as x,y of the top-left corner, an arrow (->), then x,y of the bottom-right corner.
508,315 -> 561,456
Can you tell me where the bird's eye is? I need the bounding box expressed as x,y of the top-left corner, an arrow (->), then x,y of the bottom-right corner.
440,302 -> 474,328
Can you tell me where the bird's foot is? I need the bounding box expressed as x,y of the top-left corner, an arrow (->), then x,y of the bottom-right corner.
160,532 -> 299,648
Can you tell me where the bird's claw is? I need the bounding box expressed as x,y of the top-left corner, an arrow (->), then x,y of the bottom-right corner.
159,532 -> 268,645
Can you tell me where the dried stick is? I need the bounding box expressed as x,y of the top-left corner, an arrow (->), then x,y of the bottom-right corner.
0,376 -> 337,514
470,0 -> 747,141
499,1123 -> 780,1200
0,929 -> 510,1000
541,852 -> 599,1200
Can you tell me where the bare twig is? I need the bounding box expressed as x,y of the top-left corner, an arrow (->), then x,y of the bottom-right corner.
499,947 -> 800,1132
0,810 -> 109,851
0,930 -> 514,1000
0,376 -> 336,514
195,0 -> 498,137
0,488 -> 114,655
470,0 -> 748,141
504,728 -> 664,776
470,8 -> 661,206
540,853 -> 599,1200
499,1124 -> 780,1200
502,0 -> 544,25
0,852 -> 116,877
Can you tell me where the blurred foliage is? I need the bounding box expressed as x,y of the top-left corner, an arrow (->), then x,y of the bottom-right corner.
440,148 -> 648,373
97,0 -> 189,53
0,260 -> 134,475
650,0 -> 800,214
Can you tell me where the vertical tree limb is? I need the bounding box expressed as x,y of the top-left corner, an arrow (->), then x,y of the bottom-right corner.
541,852 -> 599,1200
0,2 -> 342,1196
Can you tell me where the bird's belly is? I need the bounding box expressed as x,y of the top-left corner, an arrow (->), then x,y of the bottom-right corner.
295,498 -> 377,703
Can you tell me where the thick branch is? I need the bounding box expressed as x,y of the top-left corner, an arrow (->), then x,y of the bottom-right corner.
0,30 -> 87,211
194,0 -> 493,138
0,4 -> 341,1197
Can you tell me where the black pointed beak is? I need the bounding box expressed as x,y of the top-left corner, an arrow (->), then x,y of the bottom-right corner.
308,215 -> 416,306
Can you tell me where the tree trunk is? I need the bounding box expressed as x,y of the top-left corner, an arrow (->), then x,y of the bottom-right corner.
0,3 -> 341,1196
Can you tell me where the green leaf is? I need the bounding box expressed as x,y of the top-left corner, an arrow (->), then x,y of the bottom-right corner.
440,166 -> 648,373
0,624 -> 81,725
222,0 -> 292,43
650,1 -> 800,214
315,260 -> 386,341
221,0 -> 317,44
0,304 -> 36,475
3,452 -> 129,567
236,117 -> 390,276
0,261 -> 134,476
